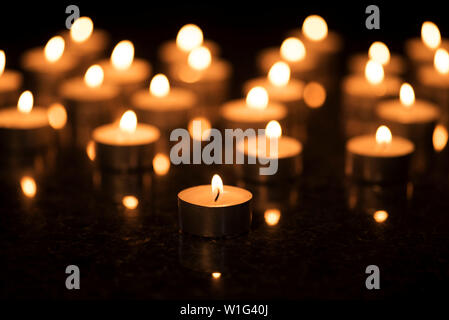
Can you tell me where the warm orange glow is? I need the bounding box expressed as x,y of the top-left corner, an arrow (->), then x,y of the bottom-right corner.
86,140 -> 96,161
376,125 -> 392,145
0,50 -> 5,77
211,174 -> 224,198
434,48 -> 449,74
280,37 -> 306,62
119,110 -> 137,134
265,120 -> 282,138
368,41 -> 390,65
211,272 -> 221,279
84,64 -> 104,88
21,176 -> 36,198
421,21 -> 441,49
302,15 -> 328,41
176,24 -> 204,52
365,60 -> 384,85
268,61 -> 291,86
150,74 -> 170,97
188,117 -> 211,141
374,210 -> 388,223
111,40 -> 134,70
44,36 -> 65,63
70,17 -> 94,43
303,82 -> 326,108
48,103 -> 67,129
264,208 -> 281,226
399,83 -> 415,108
153,153 -> 171,176
17,91 -> 33,114
122,195 -> 139,209
246,86 -> 269,109
188,46 -> 211,70
433,124 -> 448,152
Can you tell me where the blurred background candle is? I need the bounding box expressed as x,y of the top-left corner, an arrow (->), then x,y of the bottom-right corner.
21,36 -> 78,105
99,40 -> 152,103
0,91 -> 53,150
0,50 -> 23,108
59,64 -> 120,148
220,86 -> 287,130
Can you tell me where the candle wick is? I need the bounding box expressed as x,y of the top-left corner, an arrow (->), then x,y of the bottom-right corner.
214,190 -> 220,202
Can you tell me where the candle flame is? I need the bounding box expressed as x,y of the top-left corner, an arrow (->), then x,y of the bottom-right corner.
421,21 -> 441,50
374,210 -> 388,223
302,15 -> 328,41
0,50 -> 5,77
399,83 -> 415,107
44,36 -> 65,63
17,91 -> 33,114
21,176 -> 36,198
153,153 -> 171,176
119,110 -> 137,134
176,24 -> 204,52
303,81 -> 326,108
280,37 -> 306,62
211,174 -> 223,200
368,41 -> 390,65
264,208 -> 281,226
70,17 -> 94,43
246,86 -> 269,109
188,117 -> 211,141
376,125 -> 392,145
265,120 -> 282,138
211,272 -> 221,279
84,64 -> 104,88
111,40 -> 134,70
434,48 -> 449,74
268,61 -> 291,87
433,124 -> 448,152
365,60 -> 384,85
188,46 -> 211,70
122,195 -> 139,209
86,140 -> 96,161
150,74 -> 170,97
48,103 -> 67,129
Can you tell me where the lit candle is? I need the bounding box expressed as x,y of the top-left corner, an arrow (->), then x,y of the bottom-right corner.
417,48 -> 449,106
62,16 -> 109,68
158,24 -> 220,68
92,110 -> 160,170
0,91 -> 53,150
220,86 -> 287,130
0,50 -> 23,107
21,36 -> 78,105
405,21 -> 449,66
345,125 -> 414,183
99,40 -> 152,99
348,41 -> 406,76
59,64 -> 120,147
177,174 -> 252,237
257,37 -> 318,80
236,121 -> 302,182
131,73 -> 197,130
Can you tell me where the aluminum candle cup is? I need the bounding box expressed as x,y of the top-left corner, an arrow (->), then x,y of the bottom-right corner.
178,175 -> 253,238
92,111 -> 160,171
416,58 -> 449,108
345,126 -> 415,183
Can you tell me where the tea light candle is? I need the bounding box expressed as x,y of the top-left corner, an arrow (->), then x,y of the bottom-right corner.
59,64 -> 120,147
243,62 -> 306,121
220,87 -> 287,130
236,121 -> 302,183
0,50 -> 23,107
131,74 -> 196,130
348,42 -> 406,76
21,36 -> 78,105
178,174 -> 252,237
345,125 -> 414,183
93,110 -> 160,171
257,37 -> 318,80
376,83 -> 439,146
158,24 -> 220,69
0,91 -> 53,150
98,40 -> 152,100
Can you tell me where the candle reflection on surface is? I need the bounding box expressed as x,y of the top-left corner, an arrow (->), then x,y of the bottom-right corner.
153,153 -> 171,176
264,208 -> 281,226
122,195 -> 139,210
47,103 -> 67,129
20,176 -> 36,198
303,82 -> 326,108
433,124 -> 448,152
